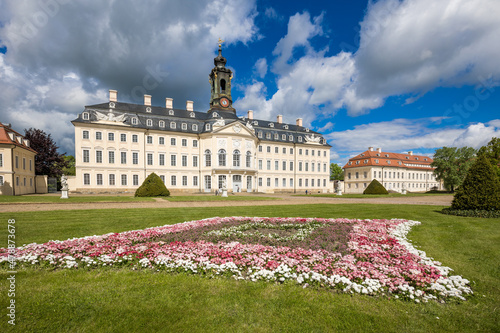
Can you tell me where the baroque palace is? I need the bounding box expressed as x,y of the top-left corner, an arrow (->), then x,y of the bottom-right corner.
343,147 -> 442,194
72,45 -> 331,194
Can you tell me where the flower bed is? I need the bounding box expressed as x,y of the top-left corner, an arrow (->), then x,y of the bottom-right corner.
0,217 -> 472,302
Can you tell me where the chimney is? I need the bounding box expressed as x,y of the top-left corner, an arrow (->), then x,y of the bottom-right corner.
144,94 -> 152,106
296,118 -> 303,127
247,110 -> 254,120
368,147 -> 373,151
408,151 -> 413,156
186,100 -> 194,111
277,115 -> 283,124
165,98 -> 173,109
109,89 -> 117,102
377,148 -> 382,153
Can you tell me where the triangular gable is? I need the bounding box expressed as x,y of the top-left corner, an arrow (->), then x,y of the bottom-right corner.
212,121 -> 256,138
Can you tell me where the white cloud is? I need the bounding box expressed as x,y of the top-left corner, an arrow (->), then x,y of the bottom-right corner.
237,0 -> 500,119
254,58 -> 268,78
325,118 -> 500,164
0,0 -> 259,154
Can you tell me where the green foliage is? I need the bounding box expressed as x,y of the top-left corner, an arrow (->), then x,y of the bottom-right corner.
24,127 -> 68,177
431,146 -> 477,192
363,179 -> 389,195
330,163 -> 344,180
60,155 -> 76,176
478,137 -> 500,178
134,172 -> 170,197
451,154 -> 500,211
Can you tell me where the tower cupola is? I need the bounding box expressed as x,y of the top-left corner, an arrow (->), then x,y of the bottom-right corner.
209,39 -> 235,113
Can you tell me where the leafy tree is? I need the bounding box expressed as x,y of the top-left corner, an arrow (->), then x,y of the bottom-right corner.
330,163 -> 344,181
451,154 -> 500,210
135,173 -> 170,197
363,179 -> 388,195
431,146 -> 476,192
24,128 -> 68,177
478,137 -> 500,178
60,155 -> 76,176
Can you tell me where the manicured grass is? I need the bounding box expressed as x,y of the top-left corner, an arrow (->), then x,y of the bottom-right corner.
0,195 -> 154,203
165,195 -> 279,202
298,193 -> 453,198
0,204 -> 498,332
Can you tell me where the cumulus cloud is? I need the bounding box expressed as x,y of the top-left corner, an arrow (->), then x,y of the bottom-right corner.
254,58 -> 268,78
0,0 -> 258,153
236,0 -> 500,120
326,118 -> 500,164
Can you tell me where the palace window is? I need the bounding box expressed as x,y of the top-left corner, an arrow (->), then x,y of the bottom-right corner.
132,135 -> 138,143
246,151 -> 252,168
147,119 -> 153,127
170,122 -> 176,129
233,150 -> 240,167
83,131 -> 89,139
159,137 -> 165,145
182,139 -> 187,147
205,150 -> 211,167
133,175 -> 139,186
96,174 -> 103,186
218,149 -> 226,167
120,134 -> 126,142
108,151 -> 115,164
159,120 -> 165,128
182,123 -> 187,130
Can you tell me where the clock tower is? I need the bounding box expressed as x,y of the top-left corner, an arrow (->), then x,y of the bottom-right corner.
209,40 -> 235,113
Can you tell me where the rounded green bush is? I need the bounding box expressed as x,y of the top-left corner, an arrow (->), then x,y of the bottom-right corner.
363,179 -> 389,195
451,154 -> 500,211
135,172 -> 170,197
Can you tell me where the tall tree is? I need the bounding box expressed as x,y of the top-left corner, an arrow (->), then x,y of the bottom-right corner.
431,146 -> 476,192
478,137 -> 500,178
24,128 -> 68,177
60,155 -> 76,176
330,163 -> 344,181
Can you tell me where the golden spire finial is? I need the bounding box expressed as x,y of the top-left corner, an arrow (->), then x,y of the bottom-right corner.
218,38 -> 225,48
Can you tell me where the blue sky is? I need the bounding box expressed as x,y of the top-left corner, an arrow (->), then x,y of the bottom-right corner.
1,0 -> 499,165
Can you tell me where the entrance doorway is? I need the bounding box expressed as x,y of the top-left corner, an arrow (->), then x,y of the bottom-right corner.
246,176 -> 252,192
232,175 -> 242,192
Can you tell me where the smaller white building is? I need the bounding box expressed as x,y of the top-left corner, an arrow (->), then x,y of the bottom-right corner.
343,147 -> 442,193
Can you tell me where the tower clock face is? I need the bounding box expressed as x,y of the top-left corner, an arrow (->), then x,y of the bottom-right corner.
220,97 -> 230,108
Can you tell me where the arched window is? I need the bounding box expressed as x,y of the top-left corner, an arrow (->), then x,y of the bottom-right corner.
220,79 -> 226,91
159,120 -> 165,128
246,151 -> 252,168
146,119 -> 153,127
205,150 -> 211,167
218,149 -> 226,167
233,150 -> 240,167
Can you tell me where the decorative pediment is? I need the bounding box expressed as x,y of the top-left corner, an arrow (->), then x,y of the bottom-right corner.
92,110 -> 129,125
304,133 -> 322,144
212,121 -> 256,138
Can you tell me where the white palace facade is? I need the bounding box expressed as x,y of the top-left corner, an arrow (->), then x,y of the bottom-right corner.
72,46 -> 331,194
343,147 -> 443,194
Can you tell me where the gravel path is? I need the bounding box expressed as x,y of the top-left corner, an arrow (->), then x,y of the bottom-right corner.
0,194 -> 453,213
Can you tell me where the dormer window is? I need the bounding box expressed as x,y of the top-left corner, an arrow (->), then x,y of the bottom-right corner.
348,161 -> 352,165
415,157 -> 419,160
274,134 -> 278,140
282,134 -> 286,140
146,119 -> 153,127
159,120 -> 165,128
82,112 -> 89,120
289,135 -> 293,141
361,153 -> 365,157
253,121 -> 258,125
190,112 -> 195,118
109,102 -> 115,109
364,159 -> 368,163
398,161 -> 402,165
284,125 -> 289,129
406,156 -> 409,159
181,123 -> 187,130
132,117 -> 138,125
170,122 -> 176,129
298,137 -> 303,142
258,131 -> 263,138
146,107 -> 152,113
356,161 -> 360,164
192,124 -> 198,131
387,160 -> 391,164
385,154 -> 389,157
424,158 -> 428,161
375,159 -> 379,164
205,123 -> 211,131
168,109 -> 174,116
305,128 -> 310,132
266,133 -> 271,139
376,153 -> 380,156
212,112 -> 219,118
269,123 -> 274,128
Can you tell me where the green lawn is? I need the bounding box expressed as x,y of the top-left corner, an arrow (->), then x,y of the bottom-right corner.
0,204 -> 498,332
165,195 -> 279,202
0,195 -> 154,203
297,193 -> 453,198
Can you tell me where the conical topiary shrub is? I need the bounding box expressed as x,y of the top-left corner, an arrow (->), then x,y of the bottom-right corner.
135,172 -> 170,197
363,179 -> 389,195
451,154 -> 500,210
